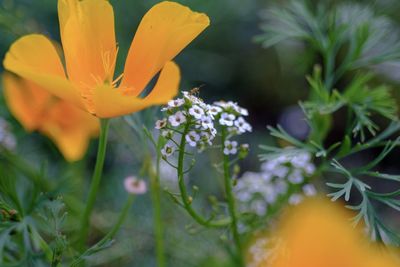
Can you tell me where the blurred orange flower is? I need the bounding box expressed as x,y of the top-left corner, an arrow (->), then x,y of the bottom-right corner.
3,73 -> 99,161
248,197 -> 399,267
3,0 -> 210,118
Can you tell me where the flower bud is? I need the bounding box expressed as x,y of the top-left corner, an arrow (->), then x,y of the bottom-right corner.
124,176 -> 147,195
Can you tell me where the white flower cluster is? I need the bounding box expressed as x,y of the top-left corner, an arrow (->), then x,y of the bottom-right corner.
247,236 -> 284,267
247,237 -> 273,267
234,150 -> 316,217
0,118 -> 16,151
155,91 -> 252,158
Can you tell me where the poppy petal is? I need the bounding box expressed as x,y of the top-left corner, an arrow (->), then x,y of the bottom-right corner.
3,34 -> 84,109
58,0 -> 117,87
94,61 -> 180,118
40,101 -> 99,161
3,73 -> 99,161
2,73 -> 50,131
121,1 -> 209,95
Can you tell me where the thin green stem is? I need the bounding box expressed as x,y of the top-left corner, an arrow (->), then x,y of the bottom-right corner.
221,128 -> 244,266
78,118 -> 110,250
104,195 -> 135,239
323,48 -> 335,91
177,122 -> 230,228
71,195 -> 135,267
147,150 -> 166,267
29,227 -> 53,264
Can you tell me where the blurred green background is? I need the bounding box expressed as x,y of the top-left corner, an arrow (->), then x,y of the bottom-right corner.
1,0 -> 400,266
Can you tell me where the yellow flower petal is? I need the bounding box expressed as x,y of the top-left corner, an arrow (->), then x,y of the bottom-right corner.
250,198 -> 400,267
94,61 -> 180,118
40,101 -> 99,161
58,0 -> 117,88
121,1 -> 209,95
2,73 -> 99,162
3,34 -> 84,109
2,73 -> 49,131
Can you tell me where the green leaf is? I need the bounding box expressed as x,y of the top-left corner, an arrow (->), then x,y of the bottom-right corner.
267,125 -> 311,150
336,135 -> 352,158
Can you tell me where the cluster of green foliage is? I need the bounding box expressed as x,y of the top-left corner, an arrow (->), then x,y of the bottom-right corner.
257,0 -> 400,245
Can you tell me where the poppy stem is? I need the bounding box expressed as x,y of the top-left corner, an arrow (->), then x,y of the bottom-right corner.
78,118 -> 111,251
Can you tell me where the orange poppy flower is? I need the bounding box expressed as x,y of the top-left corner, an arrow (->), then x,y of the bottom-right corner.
248,197 -> 400,267
3,0 -> 210,118
3,73 -> 99,161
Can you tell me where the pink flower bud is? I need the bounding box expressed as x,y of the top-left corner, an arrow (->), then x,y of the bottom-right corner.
124,176 -> 147,195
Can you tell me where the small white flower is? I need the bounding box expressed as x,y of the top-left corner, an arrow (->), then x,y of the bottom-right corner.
291,152 -> 311,168
215,101 -> 248,116
167,98 -> 185,108
236,106 -> 249,116
0,118 -> 16,151
198,101 -> 208,109
303,184 -> 317,196
234,117 -> 252,133
161,142 -> 175,157
182,91 -> 190,98
209,127 -> 217,137
227,126 -> 239,135
219,112 -> 236,126
188,105 -> 205,120
200,115 -> 214,129
288,170 -> 304,184
240,143 -> 250,150
161,130 -> 173,139
155,119 -> 167,129
274,180 -> 288,194
207,105 -> 223,117
263,186 -> 278,204
124,176 -> 147,195
1,135 -> 16,151
213,100 -> 227,107
214,100 -> 232,109
186,131 -> 200,147
200,132 -> 213,145
273,166 -> 289,179
261,172 -> 272,183
168,111 -> 186,127
183,91 -> 202,104
236,191 -> 252,202
288,194 -> 303,205
250,200 -> 267,216
303,163 -> 316,175
224,140 -> 238,155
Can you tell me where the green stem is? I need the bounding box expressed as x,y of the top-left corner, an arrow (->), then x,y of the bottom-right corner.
104,195 -> 135,239
147,151 -> 166,267
71,195 -> 135,267
78,118 -> 110,250
323,49 -> 335,91
30,227 -> 53,263
221,128 -> 244,266
177,123 -> 230,228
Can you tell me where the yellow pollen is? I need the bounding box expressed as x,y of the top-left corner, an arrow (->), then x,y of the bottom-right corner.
101,47 -> 119,84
